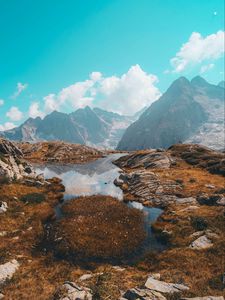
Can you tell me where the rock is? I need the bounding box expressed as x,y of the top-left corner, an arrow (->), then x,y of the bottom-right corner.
216,197 -> 225,206
0,293 -> 4,299
189,235 -> 213,250
182,297 -> 224,300
145,276 -> 189,294
122,287 -> 166,300
0,138 -> 36,180
114,151 -> 173,170
112,266 -> 125,272
79,274 -> 93,281
54,281 -> 92,300
0,232 -> 7,237
197,194 -> 222,206
0,202 -> 8,214
0,259 -> 20,285
205,184 -> 215,189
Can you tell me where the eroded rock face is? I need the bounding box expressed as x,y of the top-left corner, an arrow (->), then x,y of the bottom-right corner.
0,138 -> 35,180
54,281 -> 92,300
0,259 -> 19,285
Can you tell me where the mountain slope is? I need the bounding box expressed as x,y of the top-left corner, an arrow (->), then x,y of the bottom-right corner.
117,77 -> 208,150
1,107 -> 136,149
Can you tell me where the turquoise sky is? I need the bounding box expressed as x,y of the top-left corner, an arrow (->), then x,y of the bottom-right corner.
0,0 -> 224,128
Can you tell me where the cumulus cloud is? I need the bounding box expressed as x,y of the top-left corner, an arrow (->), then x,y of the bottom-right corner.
43,65 -> 160,115
200,63 -> 215,74
0,99 -> 4,106
12,82 -> 28,98
98,65 -> 161,115
0,122 -> 16,131
170,30 -> 225,73
29,102 -> 45,119
6,106 -> 23,121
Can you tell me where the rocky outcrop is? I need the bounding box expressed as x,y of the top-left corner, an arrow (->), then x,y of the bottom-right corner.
0,138 -> 35,180
0,260 -> 19,285
54,281 -> 92,300
114,150 -> 174,169
18,141 -> 103,164
121,275 -> 189,300
169,144 -> 225,176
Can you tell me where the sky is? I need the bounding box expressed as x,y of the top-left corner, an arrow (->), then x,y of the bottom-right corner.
0,0 -> 224,130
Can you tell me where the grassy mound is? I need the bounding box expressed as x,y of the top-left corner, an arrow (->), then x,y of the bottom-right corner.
50,195 -> 146,263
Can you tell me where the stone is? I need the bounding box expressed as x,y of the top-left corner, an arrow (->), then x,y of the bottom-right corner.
0,260 -> 20,285
122,287 -> 166,300
0,293 -> 4,299
0,202 -> 8,214
112,266 -> 125,272
181,297 -> 224,300
79,274 -> 93,281
216,197 -> 225,206
54,281 -> 92,300
145,276 -> 189,294
189,235 -> 213,250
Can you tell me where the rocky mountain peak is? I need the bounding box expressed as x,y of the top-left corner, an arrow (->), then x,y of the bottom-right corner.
191,76 -> 209,87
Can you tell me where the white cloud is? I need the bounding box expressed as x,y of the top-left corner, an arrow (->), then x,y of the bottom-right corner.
170,30 -> 225,73
98,65 -> 161,115
0,99 -> 4,106
43,65 -> 160,115
200,63 -> 215,74
12,82 -> 28,98
29,102 -> 45,119
0,122 -> 16,131
90,71 -> 102,82
6,106 -> 23,121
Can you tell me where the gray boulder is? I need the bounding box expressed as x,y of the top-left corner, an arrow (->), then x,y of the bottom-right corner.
54,281 -> 92,300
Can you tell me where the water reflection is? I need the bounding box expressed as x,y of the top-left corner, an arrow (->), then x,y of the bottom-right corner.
35,154 -> 124,200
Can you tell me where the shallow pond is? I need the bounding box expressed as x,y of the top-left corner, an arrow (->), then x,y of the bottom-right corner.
35,154 -> 165,259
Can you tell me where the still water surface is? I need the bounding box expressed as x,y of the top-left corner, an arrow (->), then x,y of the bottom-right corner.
35,154 -> 164,255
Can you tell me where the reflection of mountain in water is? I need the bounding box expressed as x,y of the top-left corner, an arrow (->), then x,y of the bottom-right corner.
35,154 -> 125,200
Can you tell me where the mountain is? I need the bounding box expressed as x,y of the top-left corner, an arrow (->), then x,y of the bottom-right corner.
218,80 -> 225,88
117,76 -> 225,151
1,107 -> 137,149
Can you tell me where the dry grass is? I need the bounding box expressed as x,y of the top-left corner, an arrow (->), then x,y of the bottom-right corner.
48,195 -> 146,264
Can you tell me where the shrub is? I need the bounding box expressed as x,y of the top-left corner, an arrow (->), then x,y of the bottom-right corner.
20,193 -> 46,204
191,216 -> 208,231
49,195 -> 146,264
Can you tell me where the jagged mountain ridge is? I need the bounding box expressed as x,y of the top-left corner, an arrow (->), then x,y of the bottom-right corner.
117,76 -> 225,150
1,107 -> 138,149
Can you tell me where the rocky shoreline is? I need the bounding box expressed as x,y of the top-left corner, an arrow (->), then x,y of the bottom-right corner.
0,139 -> 224,299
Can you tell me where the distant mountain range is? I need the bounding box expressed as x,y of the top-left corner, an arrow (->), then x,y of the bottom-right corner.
117,76 -> 225,150
1,106 -> 141,149
1,76 -> 224,150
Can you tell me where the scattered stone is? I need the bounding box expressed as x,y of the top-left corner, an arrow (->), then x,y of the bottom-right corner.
122,287 -> 166,300
0,293 -> 4,299
112,266 -> 125,272
0,260 -> 20,285
216,197 -> 225,206
205,184 -> 215,189
79,274 -> 93,281
181,297 -> 224,300
0,202 -> 8,214
54,281 -> 92,300
145,276 -> 189,294
189,235 -> 213,250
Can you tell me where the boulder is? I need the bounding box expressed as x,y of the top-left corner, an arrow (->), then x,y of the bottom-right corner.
0,260 -> 20,285
145,276 -> 189,294
54,281 -> 92,300
189,235 -> 213,250
122,287 -> 166,300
